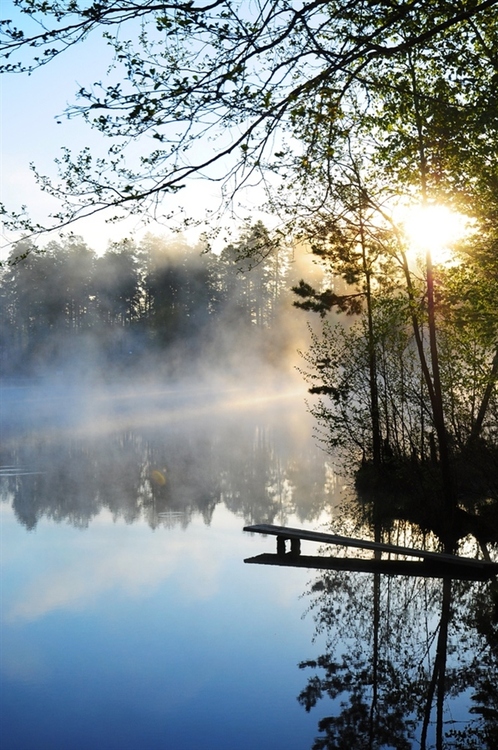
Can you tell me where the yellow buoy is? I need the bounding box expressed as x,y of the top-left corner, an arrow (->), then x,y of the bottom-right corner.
150,469 -> 166,486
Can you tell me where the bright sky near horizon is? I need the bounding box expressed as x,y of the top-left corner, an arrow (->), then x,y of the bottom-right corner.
0,5 -> 264,257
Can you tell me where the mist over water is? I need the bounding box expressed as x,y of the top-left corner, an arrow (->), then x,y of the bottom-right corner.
0,228 -> 334,535
0,374 -> 341,533
0,228 -> 324,387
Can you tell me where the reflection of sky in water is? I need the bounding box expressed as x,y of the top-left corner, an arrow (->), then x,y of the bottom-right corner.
2,390 -> 496,749
1,502 -> 328,750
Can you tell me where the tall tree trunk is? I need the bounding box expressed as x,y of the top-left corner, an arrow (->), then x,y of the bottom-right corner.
426,252 -> 455,548
468,348 -> 498,443
359,206 -> 382,466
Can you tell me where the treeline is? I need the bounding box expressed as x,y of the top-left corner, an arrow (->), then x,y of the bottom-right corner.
0,222 -> 307,379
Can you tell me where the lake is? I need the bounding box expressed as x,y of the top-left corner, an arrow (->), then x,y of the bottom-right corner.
1,382 -> 497,749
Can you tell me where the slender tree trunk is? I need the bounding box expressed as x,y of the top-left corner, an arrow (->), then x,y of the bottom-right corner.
469,348 -> 498,443
359,208 -> 382,466
426,252 -> 455,547
366,274 -> 382,466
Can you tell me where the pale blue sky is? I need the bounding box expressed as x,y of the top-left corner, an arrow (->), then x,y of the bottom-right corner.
0,5 -> 259,255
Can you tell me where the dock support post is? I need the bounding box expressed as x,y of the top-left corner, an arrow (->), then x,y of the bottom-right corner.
290,538 -> 301,556
277,536 -> 286,556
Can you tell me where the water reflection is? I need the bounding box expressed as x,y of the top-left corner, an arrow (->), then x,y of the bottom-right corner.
2,389 -> 335,750
0,387 -> 337,531
5,386 -> 497,749
297,552 -> 498,749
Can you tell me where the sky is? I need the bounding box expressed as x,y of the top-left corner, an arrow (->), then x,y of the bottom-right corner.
1,14 -> 125,252
0,4 -> 268,257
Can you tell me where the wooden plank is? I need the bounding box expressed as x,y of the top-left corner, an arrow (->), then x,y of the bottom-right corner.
244,553 -> 498,581
243,523 -> 493,569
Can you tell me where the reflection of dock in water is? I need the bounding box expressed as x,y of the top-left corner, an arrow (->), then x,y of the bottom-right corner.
244,524 -> 498,581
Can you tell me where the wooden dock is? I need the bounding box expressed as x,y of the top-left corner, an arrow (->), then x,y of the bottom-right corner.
243,524 -> 498,580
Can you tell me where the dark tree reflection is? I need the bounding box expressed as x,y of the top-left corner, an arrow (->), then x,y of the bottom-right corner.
0,404 -> 331,530
298,549 -> 498,749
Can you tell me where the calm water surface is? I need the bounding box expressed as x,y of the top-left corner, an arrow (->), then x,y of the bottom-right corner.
1,384 -> 334,750
1,384 -> 497,749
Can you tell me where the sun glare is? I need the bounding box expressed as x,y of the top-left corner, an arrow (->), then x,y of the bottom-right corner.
400,204 -> 470,264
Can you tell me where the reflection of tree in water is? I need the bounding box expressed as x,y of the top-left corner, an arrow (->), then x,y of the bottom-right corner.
221,425 -> 290,524
220,424 -> 328,525
0,418 -> 330,530
448,578 -> 498,749
298,523 -> 498,749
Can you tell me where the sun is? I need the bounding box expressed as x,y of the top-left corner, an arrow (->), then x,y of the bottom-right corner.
400,204 -> 470,264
